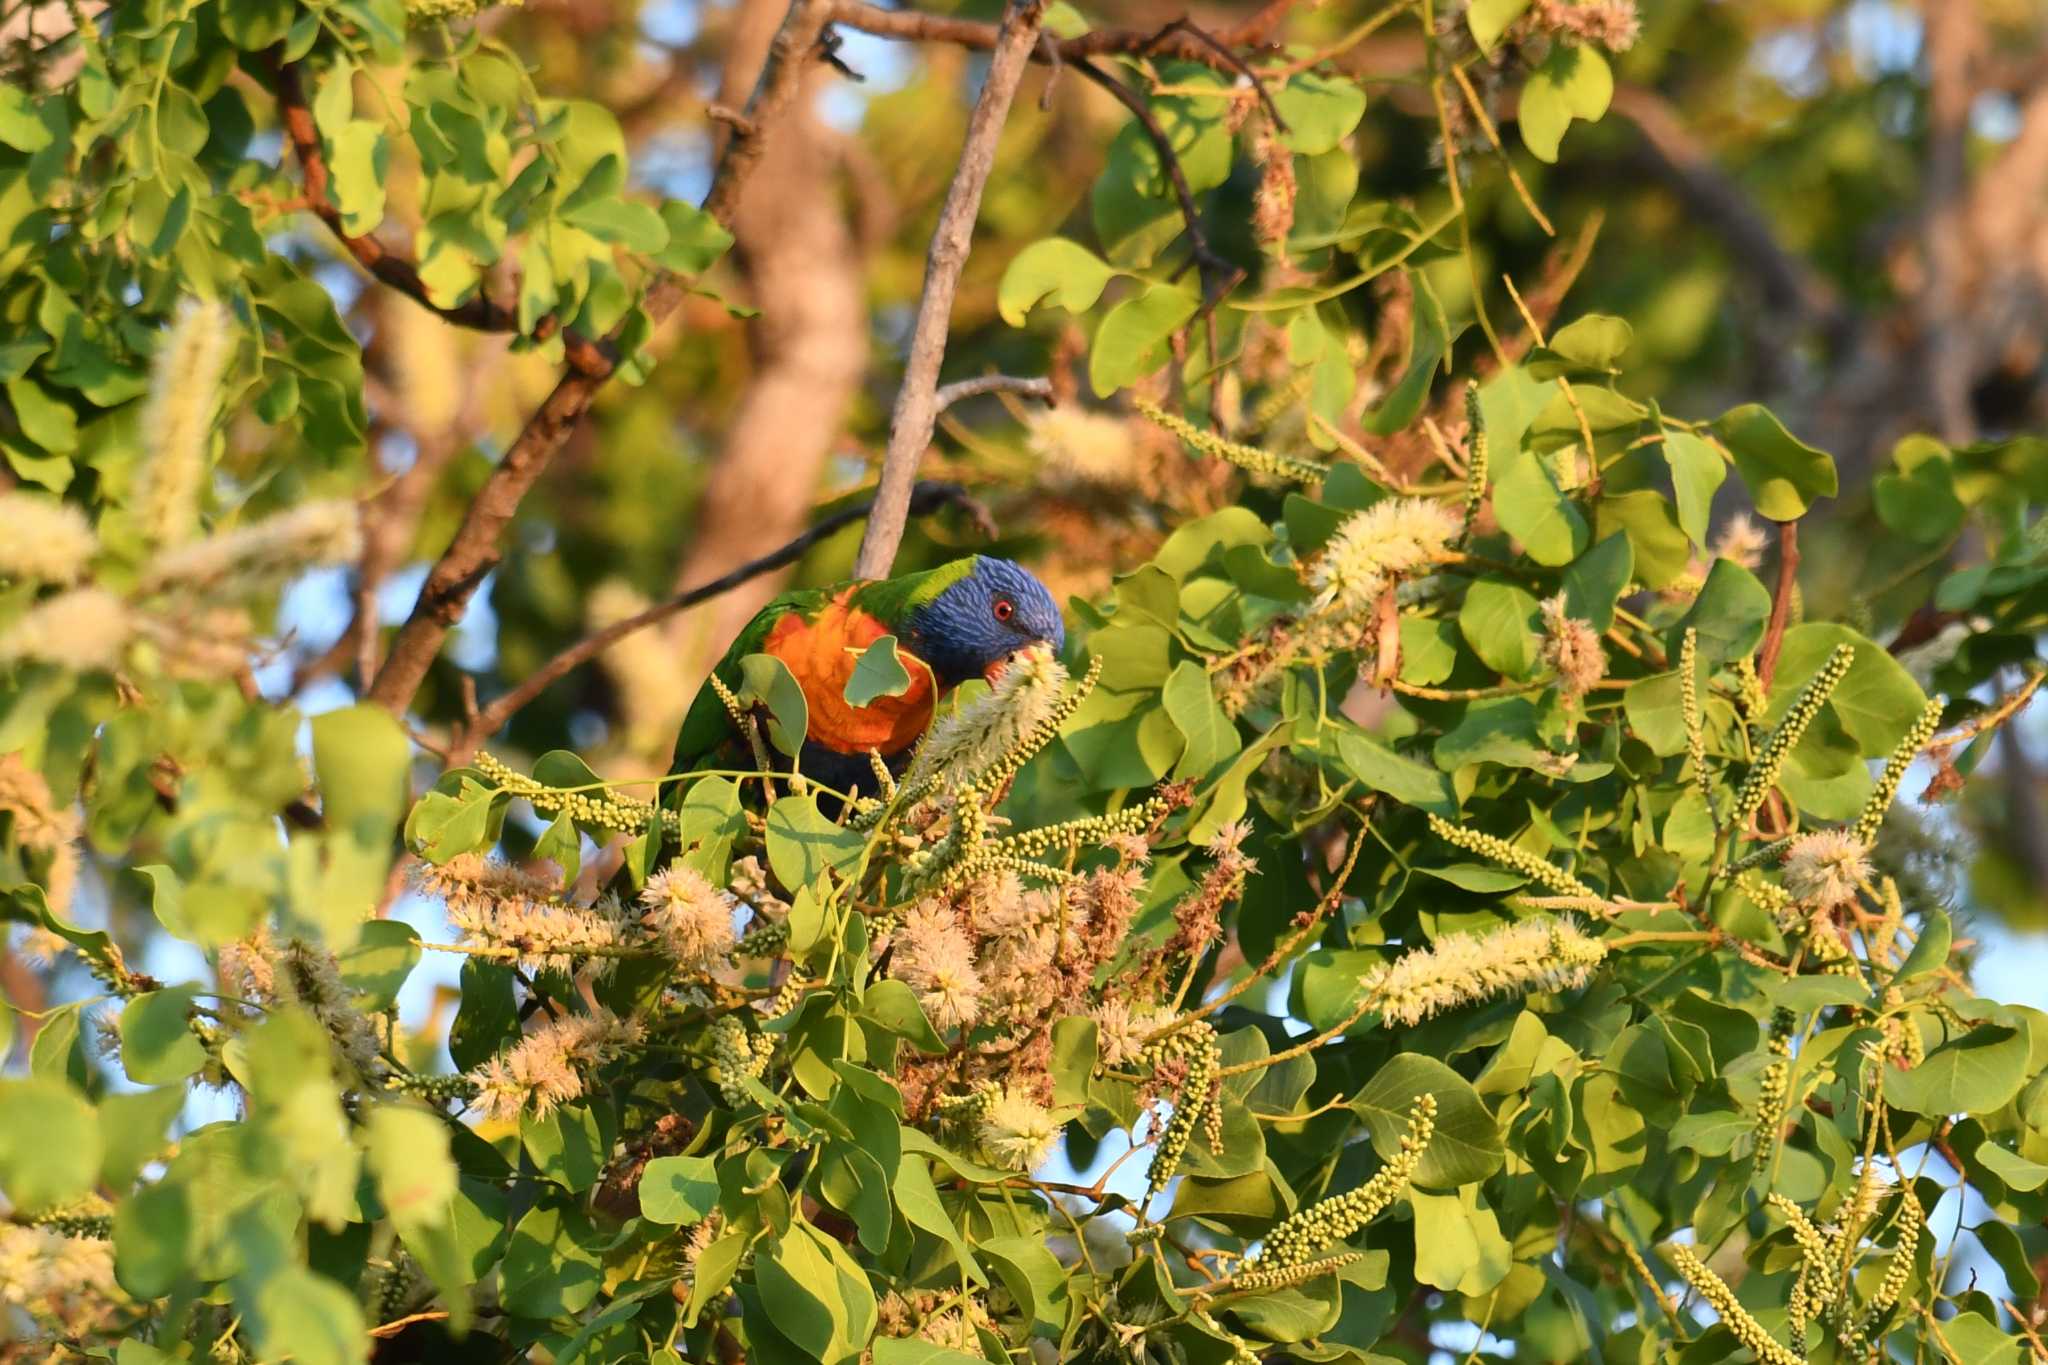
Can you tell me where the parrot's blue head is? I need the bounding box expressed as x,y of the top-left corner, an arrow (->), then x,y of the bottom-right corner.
906,556 -> 1067,688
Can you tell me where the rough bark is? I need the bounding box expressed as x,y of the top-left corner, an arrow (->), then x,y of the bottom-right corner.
658,0 -> 869,694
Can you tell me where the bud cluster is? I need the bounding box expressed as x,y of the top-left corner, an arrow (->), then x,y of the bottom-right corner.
1140,1020 -> 1221,1205
1248,1093 -> 1436,1270
1136,397 -> 1330,486
1730,644 -> 1854,833
1664,1241 -> 1806,1365
474,751 -> 675,837
1852,696 -> 1944,844
1459,381 -> 1487,541
706,1014 -> 775,1107
1426,814 -> 1596,896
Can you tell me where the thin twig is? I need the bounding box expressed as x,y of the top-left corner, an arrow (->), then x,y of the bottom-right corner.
367,0 -> 834,715
1146,17 -> 1287,131
1447,61 -> 1554,236
448,481 -> 988,765
367,1310 -> 451,1339
934,373 -> 1056,411
1070,58 -> 1246,354
1756,519 -> 1801,692
853,0 -> 1049,579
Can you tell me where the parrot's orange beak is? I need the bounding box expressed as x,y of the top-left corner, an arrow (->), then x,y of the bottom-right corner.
984,654 -> 1013,685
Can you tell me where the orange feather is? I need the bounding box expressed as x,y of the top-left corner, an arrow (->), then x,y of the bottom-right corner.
763,589 -> 937,755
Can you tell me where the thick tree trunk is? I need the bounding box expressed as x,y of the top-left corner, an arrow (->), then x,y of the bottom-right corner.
660,0 -> 868,692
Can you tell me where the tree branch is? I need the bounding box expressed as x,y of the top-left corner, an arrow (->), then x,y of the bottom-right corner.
268,57 -> 610,378
1607,84 -> 1839,331
447,481 -> 987,765
1756,519 -> 1800,692
852,0 -> 1048,579
1071,57 -> 1245,346
823,0 -> 1290,73
934,373 -> 1055,411
367,0 -> 834,716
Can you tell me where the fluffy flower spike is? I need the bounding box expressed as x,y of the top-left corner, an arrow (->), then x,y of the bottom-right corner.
1307,497 -> 1459,617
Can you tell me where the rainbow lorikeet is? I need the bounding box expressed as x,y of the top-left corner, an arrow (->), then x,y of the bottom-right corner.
669,556 -> 1066,797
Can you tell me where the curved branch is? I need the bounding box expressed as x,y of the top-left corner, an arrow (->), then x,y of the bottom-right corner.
934,373 -> 1054,411
447,480 -> 989,765
368,0 -> 835,716
852,0 -> 1049,579
268,56 -> 610,378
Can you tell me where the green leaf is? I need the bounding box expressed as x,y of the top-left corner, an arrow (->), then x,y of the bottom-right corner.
979,1235 -> 1069,1340
330,121 -> 388,235
737,653 -> 810,756
656,200 -> 735,275
1518,44 -> 1612,162
757,1220 -> 876,1364
113,1178 -> 193,1299
366,1104 -> 458,1233
312,703 -> 412,845
1561,532 -> 1633,631
844,635 -> 913,707
1409,1187 -> 1512,1294
523,1103 -> 610,1193
1667,1106 -> 1751,1157
1767,623 -> 1927,754
892,1154 -> 985,1285
406,785 -> 495,865
333,922 -> 420,1017
1713,404 -> 1838,520
1467,0 -> 1531,51
1492,443 -> 1589,566
119,986 -> 206,1084
1662,431 -> 1727,548
998,237 -> 1118,326
252,1268 -> 368,1365
501,1202 -> 605,1319
1089,283 -> 1199,397
1534,314 -> 1632,376
1875,447 -> 1966,543
1936,1312 -> 2025,1365
0,87 -> 52,152
1894,910 -> 1951,984
1622,671 -> 1686,756
1163,660 -> 1240,778
563,196 -> 670,252
1275,73 -> 1366,155
765,795 -> 867,892
0,1077 -> 101,1209
1887,1024 -> 2031,1116
870,1342 -> 988,1365
6,375 -> 78,453
1458,579 -> 1541,678
640,1155 -> 720,1224
1352,1054 -> 1504,1188
1331,729 -> 1458,816
1669,558 -> 1771,670
1969,1140 -> 2048,1193
860,979 -> 945,1054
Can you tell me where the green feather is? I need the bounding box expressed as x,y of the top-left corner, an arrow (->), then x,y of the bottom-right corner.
669,583 -> 836,770
849,556 -> 977,624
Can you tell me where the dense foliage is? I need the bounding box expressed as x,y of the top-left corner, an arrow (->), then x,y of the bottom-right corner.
6,1 -> 2048,1363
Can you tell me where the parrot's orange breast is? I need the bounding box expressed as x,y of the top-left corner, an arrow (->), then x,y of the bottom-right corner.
764,589 -> 937,755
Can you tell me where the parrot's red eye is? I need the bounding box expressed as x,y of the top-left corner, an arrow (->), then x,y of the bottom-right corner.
993,597 -> 1015,622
